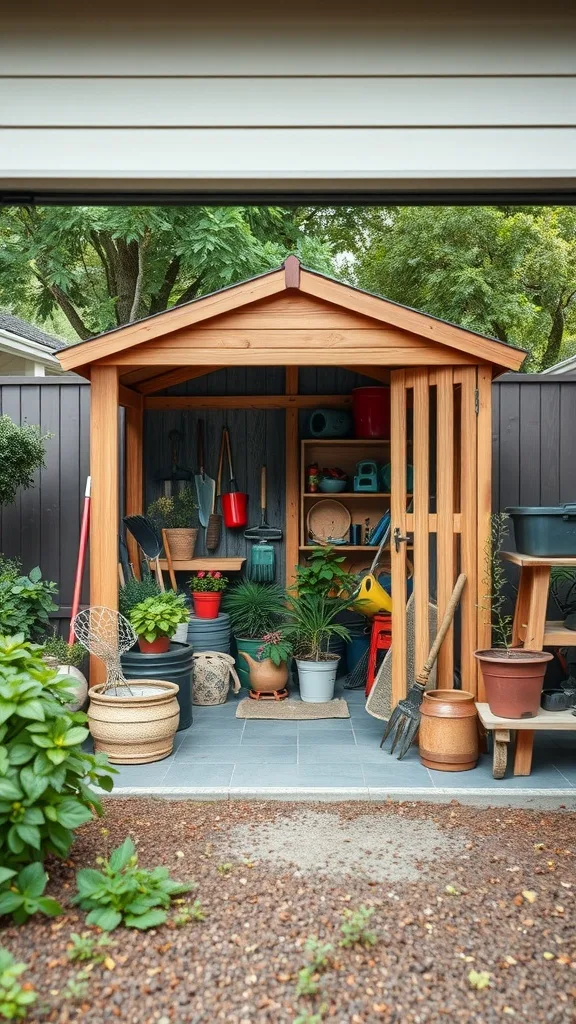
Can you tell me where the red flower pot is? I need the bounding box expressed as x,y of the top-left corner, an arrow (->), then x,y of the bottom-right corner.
192,592 -> 222,619
138,636 -> 170,654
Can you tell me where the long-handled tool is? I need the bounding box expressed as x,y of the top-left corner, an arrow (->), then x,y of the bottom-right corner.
68,476 -> 91,644
123,514 -> 165,591
194,420 -> 216,528
206,428 -> 225,552
380,573 -> 467,760
222,426 -> 248,528
244,466 -> 283,581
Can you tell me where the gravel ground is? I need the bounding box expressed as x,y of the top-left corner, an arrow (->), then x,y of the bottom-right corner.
1,799 -> 575,1024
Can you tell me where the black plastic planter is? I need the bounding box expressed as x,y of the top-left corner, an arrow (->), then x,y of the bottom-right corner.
121,642 -> 194,731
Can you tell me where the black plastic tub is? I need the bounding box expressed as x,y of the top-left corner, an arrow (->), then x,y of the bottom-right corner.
121,642 -> 193,731
506,504 -> 576,557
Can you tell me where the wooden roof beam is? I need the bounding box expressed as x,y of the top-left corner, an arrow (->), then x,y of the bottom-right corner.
137,366 -> 223,395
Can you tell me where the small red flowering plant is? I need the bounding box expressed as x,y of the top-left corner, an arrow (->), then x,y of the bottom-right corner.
188,570 -> 229,593
256,630 -> 292,666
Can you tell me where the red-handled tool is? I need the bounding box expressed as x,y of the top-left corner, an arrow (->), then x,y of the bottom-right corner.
68,476 -> 91,644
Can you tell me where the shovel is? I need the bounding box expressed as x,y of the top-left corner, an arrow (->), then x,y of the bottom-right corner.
194,420 -> 215,528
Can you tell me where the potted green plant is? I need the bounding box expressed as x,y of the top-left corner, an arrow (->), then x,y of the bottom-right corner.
129,591 -> 189,653
188,571 -> 228,619
148,486 -> 199,560
474,513 -> 552,718
240,631 -> 292,695
41,633 -> 88,711
284,593 -> 351,703
119,571 -> 162,618
294,545 -> 357,599
222,579 -> 287,687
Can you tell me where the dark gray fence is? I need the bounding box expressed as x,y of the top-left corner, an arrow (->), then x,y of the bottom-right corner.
2,371 -> 575,633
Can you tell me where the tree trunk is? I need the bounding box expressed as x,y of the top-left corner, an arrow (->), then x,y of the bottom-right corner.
540,304 -> 565,370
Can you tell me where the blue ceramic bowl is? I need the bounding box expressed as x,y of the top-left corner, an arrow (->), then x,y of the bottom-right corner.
318,478 -> 347,493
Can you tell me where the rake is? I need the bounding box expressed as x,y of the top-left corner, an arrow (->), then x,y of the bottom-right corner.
380,573 -> 467,760
244,466 -> 283,581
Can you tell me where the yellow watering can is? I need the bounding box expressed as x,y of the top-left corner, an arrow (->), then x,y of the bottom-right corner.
349,523 -> 393,617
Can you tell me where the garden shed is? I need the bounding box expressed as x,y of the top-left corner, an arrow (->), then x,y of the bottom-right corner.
57,257 -> 525,696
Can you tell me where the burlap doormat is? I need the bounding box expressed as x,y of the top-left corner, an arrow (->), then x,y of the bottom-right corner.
236,698 -> 350,720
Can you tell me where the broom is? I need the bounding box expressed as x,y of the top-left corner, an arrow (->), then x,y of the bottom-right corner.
244,466 -> 283,581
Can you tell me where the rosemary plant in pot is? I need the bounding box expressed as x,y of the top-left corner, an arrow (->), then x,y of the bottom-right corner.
284,593 -> 351,702
474,513 -> 552,718
148,486 -> 199,560
222,579 -> 287,687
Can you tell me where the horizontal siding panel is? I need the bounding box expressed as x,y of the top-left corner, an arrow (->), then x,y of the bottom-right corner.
2,77 -> 575,128
2,17 -> 575,75
2,128 -> 576,188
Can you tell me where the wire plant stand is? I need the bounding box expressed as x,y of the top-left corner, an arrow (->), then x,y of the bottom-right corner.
72,606 -> 137,694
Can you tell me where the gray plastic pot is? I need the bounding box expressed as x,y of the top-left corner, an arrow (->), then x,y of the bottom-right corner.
296,657 -> 340,703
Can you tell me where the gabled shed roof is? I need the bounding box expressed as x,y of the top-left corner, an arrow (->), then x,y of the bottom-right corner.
57,257 -> 526,376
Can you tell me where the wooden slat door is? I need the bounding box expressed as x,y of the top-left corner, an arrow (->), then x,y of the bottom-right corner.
390,367 -> 482,706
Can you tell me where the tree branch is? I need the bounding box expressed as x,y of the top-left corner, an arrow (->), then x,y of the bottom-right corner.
174,275 -> 205,307
129,230 -> 150,322
148,256 -> 181,315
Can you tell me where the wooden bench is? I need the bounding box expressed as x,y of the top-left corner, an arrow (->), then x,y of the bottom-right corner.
475,703 -> 576,778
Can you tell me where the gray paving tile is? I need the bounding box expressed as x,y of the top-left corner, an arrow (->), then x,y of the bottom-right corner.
297,763 -> 365,786
298,732 -> 357,747
362,764 -> 434,787
163,763 -> 235,787
242,721 -> 299,737
111,759 -> 173,787
298,744 -> 361,764
231,766 -> 302,787
428,763 -> 570,789
234,743 -> 297,765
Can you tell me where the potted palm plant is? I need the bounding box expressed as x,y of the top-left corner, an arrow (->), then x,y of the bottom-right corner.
474,512 -> 552,718
129,591 -> 189,653
223,579 -> 287,687
284,593 -> 351,702
188,571 -> 228,619
148,486 -> 199,560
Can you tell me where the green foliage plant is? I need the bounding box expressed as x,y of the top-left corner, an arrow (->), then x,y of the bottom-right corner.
66,932 -> 115,964
0,416 -> 50,508
284,594 -> 350,662
73,836 -> 193,931
148,486 -> 199,530
188,571 -> 228,593
256,631 -> 292,666
128,591 -> 189,643
222,579 -> 286,638
0,564 -> 58,642
0,634 -> 115,869
41,635 -> 85,668
118,571 -> 161,618
294,546 -> 357,599
0,949 -> 36,1021
339,906 -> 377,948
295,938 -> 334,997
481,512 -> 513,651
0,862 -> 62,924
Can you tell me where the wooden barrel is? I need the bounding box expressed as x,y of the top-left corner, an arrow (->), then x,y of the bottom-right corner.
419,689 -> 479,772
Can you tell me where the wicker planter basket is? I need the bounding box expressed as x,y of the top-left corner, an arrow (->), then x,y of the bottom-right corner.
88,680 -> 180,764
164,528 -> 198,560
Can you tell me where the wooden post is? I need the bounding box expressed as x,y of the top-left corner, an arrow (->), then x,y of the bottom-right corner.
285,367 -> 299,585
413,369 -> 430,676
459,367 -> 479,696
390,370 -> 408,706
90,365 -> 119,685
476,365 -> 493,701
125,399 -> 144,578
436,368 -> 455,687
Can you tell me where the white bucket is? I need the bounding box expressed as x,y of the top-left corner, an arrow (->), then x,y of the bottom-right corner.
296,657 -> 340,703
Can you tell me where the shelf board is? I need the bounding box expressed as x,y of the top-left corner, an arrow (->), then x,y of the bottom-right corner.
303,492 -> 391,498
302,438 -> 390,445
156,557 -> 246,572
300,544 -> 382,551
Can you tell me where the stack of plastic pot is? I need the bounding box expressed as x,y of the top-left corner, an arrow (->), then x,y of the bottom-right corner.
187,612 -> 231,655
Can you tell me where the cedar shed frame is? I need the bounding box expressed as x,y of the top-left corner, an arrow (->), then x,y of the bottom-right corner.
58,257 -> 525,696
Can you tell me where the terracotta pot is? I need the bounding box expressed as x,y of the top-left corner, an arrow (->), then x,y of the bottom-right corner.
192,592 -> 222,619
240,651 -> 289,693
474,649 -> 553,719
88,680 -> 180,764
164,528 -> 198,560
138,636 -> 170,654
419,689 -> 479,772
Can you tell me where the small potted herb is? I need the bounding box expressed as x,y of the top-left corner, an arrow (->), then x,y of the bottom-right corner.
284,593 -> 351,702
240,631 -> 292,695
129,591 -> 189,653
148,486 -> 199,560
41,633 -> 88,711
188,571 -> 228,619
474,513 -> 552,718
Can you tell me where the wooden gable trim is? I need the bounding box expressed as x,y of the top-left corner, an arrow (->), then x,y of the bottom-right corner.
299,270 -> 526,373
57,268 -> 286,372
137,366 -> 222,394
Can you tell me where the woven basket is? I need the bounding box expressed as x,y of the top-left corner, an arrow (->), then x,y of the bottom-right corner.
192,651 -> 241,706
164,528 -> 198,560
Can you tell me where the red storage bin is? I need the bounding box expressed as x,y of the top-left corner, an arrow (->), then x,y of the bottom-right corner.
352,386 -> 390,439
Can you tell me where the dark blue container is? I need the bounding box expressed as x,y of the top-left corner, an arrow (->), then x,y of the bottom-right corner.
121,642 -> 193,731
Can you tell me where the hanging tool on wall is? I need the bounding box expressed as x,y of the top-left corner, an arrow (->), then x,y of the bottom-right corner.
221,426 -> 248,528
206,428 -> 226,552
244,466 -> 283,581
194,420 -> 216,528
156,428 -> 192,497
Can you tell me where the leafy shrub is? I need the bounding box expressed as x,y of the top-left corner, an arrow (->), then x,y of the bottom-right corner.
148,486 -> 199,530
0,414 -> 49,508
41,635 -> 85,668
0,862 -> 62,924
223,579 -> 286,638
0,565 -> 58,642
119,572 -> 161,618
128,591 -> 189,643
67,932 -> 115,963
339,906 -> 377,948
284,594 -> 350,661
0,948 -> 36,1020
294,546 -> 357,599
73,836 -> 193,931
0,634 -> 115,869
